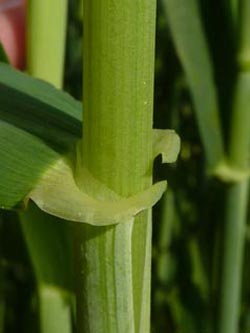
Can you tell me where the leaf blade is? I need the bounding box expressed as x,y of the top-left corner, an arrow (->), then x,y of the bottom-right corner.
0,63 -> 82,152
0,120 -> 59,209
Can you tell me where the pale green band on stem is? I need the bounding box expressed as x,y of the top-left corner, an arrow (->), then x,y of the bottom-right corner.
213,160 -> 250,183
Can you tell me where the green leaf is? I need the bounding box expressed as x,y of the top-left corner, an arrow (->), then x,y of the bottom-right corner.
0,63 -> 82,152
0,63 -> 82,208
163,0 -> 224,169
0,120 -> 59,209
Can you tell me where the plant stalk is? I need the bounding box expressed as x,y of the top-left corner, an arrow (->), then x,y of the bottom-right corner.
24,2 -> 72,333
218,181 -> 249,333
20,204 -> 73,333
75,1 -> 157,332
27,0 -> 68,88
218,2 -> 250,332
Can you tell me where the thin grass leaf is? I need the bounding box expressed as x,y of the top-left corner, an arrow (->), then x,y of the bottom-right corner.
163,0 -> 225,170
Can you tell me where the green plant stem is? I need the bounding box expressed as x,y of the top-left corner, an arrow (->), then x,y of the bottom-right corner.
27,0 -> 68,88
38,284 -> 72,333
218,182 -> 249,333
24,2 -> 72,333
75,1 -> 157,332
218,2 -> 250,332
20,204 -> 73,333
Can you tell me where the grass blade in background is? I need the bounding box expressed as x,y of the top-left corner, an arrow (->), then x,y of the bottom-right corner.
163,0 -> 225,170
